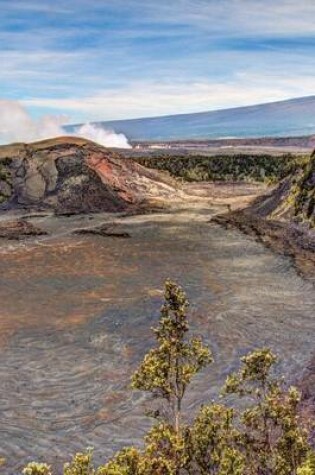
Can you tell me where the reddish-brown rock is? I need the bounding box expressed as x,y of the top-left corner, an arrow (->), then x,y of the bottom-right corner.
0,219 -> 47,240
0,137 -> 180,214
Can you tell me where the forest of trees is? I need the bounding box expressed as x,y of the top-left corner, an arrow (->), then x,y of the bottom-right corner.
134,154 -> 308,184
16,281 -> 315,475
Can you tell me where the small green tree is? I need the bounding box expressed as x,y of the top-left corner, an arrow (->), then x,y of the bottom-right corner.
97,447 -> 141,475
22,462 -> 52,475
139,423 -> 188,475
97,427 -> 187,475
19,283 -> 315,475
130,279 -> 212,474
131,279 -> 212,433
190,403 -> 244,475
64,449 -> 95,475
224,348 -> 309,475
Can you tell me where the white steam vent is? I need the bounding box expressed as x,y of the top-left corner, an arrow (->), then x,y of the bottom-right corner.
0,100 -> 131,149
0,100 -> 65,143
74,122 -> 131,148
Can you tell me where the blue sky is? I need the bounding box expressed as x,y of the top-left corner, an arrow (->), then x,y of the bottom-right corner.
1,0 -> 315,122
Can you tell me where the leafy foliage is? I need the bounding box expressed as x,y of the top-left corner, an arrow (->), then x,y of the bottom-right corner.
64,449 -> 95,475
131,279 -> 212,432
98,447 -> 141,475
22,462 -> 52,475
19,281 -> 315,475
224,349 -> 310,475
297,452 -> 315,475
289,152 -> 315,226
190,403 -> 244,475
134,154 -> 306,184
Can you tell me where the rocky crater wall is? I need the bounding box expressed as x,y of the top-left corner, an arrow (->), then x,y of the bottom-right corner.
0,137 -> 179,214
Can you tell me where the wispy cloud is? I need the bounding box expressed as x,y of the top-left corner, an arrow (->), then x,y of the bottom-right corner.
0,0 -> 71,13
23,74 -> 315,121
134,0 -> 315,36
0,0 -> 314,121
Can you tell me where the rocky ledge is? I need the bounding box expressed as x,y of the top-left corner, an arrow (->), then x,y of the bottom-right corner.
73,224 -> 131,238
0,220 -> 47,240
212,151 -> 315,281
212,211 -> 315,281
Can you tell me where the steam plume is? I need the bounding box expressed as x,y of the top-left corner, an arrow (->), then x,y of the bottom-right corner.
0,100 -> 65,143
74,122 -> 131,148
0,100 -> 131,148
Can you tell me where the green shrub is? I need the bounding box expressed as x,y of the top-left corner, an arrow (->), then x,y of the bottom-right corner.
133,153 -> 304,183
19,281 -> 315,474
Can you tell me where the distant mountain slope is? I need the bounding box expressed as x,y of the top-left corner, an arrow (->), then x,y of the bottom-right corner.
76,96 -> 315,141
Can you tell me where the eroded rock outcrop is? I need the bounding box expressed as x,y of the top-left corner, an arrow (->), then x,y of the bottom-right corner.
0,137 -> 180,214
0,220 -> 47,240
248,151 -> 315,226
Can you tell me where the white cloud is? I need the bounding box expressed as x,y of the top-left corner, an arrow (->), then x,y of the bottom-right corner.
0,0 -> 71,14
0,50 -> 87,74
22,75 -> 315,121
0,0 -> 314,122
0,99 -> 66,143
0,100 -> 131,148
139,0 -> 315,36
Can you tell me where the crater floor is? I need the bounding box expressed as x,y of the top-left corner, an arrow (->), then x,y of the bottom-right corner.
0,184 -> 314,473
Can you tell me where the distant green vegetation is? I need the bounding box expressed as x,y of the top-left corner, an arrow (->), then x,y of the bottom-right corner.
135,151 -> 314,227
134,154 -> 308,183
19,281 -> 315,475
287,151 -> 315,227
0,163 -> 10,182
0,161 -> 12,204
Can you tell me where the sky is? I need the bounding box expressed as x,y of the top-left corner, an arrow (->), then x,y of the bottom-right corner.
1,0 -> 315,123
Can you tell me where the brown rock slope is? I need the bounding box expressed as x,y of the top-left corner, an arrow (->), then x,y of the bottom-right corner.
212,150 -> 315,281
0,137 -> 180,214
249,150 -> 315,226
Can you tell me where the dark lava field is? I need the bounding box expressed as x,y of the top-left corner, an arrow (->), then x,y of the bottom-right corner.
0,191 -> 314,472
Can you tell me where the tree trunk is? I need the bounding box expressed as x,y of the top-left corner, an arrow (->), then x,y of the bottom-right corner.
175,396 -> 181,434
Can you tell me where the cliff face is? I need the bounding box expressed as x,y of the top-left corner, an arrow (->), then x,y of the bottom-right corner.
0,137 -> 179,214
291,151 -> 315,227
211,151 -> 315,281
248,151 -> 315,228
